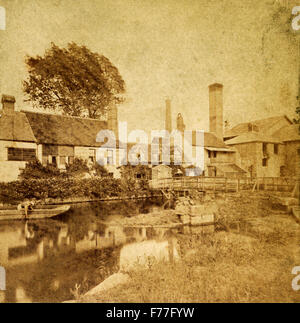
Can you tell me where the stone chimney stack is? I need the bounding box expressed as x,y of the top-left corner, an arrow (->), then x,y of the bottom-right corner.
176,113 -> 185,133
1,95 -> 16,115
107,103 -> 118,140
209,83 -> 223,139
165,98 -> 172,133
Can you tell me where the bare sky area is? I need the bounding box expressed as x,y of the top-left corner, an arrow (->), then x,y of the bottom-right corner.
0,0 -> 299,135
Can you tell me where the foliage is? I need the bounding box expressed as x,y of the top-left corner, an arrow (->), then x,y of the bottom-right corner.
0,177 -> 145,204
19,159 -> 63,180
92,163 -> 109,177
65,157 -> 89,176
23,42 -> 125,118
293,105 -> 300,125
19,158 -> 91,180
119,165 -> 151,192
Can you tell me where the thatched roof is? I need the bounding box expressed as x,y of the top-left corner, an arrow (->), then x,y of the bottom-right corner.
0,111 -> 36,142
24,111 -> 108,147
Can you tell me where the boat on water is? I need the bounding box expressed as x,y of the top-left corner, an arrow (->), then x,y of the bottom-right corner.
0,205 -> 70,221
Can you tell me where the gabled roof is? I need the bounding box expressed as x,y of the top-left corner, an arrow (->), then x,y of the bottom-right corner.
224,115 -> 293,139
24,111 -> 108,147
192,131 -> 228,148
273,124 -> 300,142
0,111 -> 36,142
225,132 -> 282,145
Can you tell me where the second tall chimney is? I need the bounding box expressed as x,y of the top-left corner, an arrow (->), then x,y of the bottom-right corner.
209,83 -> 223,139
165,98 -> 172,133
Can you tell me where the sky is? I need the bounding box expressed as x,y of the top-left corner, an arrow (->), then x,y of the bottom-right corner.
0,0 -> 299,135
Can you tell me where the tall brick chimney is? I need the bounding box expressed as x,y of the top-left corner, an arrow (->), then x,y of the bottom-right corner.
107,103 -> 118,140
209,83 -> 223,139
165,98 -> 172,133
1,95 -> 15,115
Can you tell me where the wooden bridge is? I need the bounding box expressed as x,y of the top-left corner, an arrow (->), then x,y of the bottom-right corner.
149,176 -> 298,196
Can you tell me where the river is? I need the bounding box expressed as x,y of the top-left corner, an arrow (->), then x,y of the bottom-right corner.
0,198 -> 186,303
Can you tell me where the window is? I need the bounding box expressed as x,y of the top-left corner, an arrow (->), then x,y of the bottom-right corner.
51,156 -> 57,165
262,158 -> 268,167
274,144 -> 278,155
7,148 -> 36,161
262,143 -> 267,155
208,150 -> 217,158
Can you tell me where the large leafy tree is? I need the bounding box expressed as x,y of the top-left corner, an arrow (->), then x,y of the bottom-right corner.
23,42 -> 125,118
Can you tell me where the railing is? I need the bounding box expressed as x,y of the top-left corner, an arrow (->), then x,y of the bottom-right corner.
149,176 -> 298,192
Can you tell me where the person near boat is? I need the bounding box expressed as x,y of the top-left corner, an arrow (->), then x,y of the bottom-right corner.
17,199 -> 37,219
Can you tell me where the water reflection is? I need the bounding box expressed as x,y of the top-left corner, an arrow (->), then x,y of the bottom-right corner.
0,198 -> 183,303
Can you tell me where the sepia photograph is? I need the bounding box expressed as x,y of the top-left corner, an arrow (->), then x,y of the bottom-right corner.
0,0 -> 299,307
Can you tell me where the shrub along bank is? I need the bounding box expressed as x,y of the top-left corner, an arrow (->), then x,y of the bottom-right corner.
0,177 -> 151,205
0,158 -> 151,204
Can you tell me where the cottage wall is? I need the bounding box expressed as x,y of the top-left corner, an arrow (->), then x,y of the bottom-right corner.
0,140 -> 37,182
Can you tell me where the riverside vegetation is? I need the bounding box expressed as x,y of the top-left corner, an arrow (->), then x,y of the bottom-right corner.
0,159 -> 150,205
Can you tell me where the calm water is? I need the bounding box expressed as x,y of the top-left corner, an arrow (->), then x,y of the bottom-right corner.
0,198 -> 184,303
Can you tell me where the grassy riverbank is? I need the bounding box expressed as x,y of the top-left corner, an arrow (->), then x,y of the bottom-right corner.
82,192 -> 300,303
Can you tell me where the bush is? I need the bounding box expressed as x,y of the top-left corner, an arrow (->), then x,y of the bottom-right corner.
65,158 -> 89,176
92,163 -> 109,177
19,159 -> 63,180
0,177 -> 151,204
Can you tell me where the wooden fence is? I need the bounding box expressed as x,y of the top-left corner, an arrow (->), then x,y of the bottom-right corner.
149,176 -> 298,193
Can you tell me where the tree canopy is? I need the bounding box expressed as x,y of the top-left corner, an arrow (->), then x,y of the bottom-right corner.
23,42 -> 125,118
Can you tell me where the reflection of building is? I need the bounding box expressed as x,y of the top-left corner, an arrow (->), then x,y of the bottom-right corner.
0,222 -> 73,267
0,211 -> 180,303
74,225 -> 151,253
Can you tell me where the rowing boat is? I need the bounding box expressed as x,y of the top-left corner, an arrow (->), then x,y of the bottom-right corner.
0,205 -> 70,221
